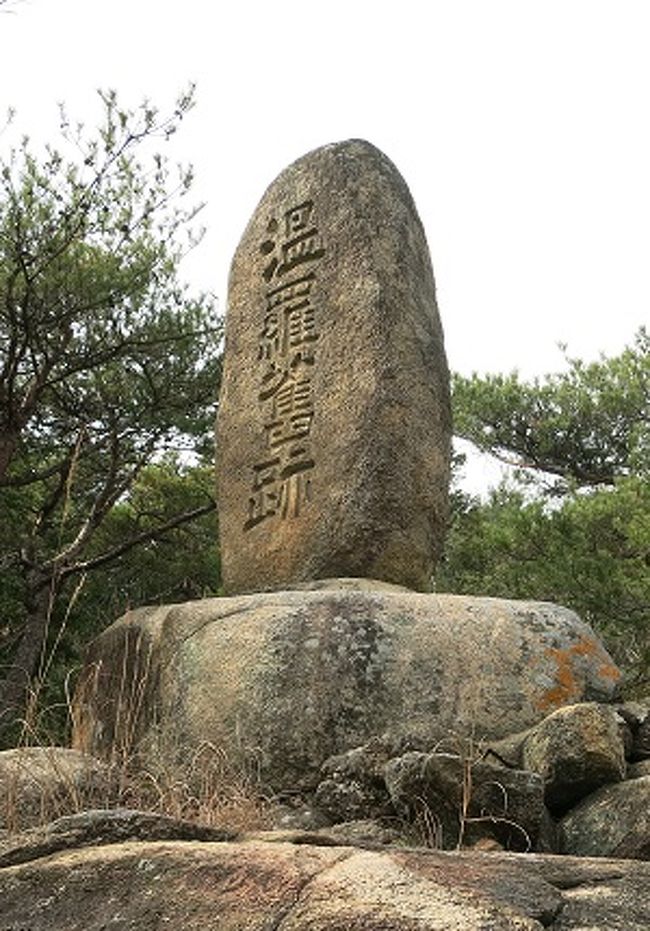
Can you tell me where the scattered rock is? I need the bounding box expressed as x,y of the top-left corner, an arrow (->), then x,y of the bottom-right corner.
383,751 -> 457,848
616,702 -> 650,761
560,775 -> 650,859
0,808 -> 236,869
272,802 -> 331,832
536,808 -> 561,854
481,728 -> 532,769
317,819 -> 404,847
522,703 -> 626,812
0,747 -> 111,832
384,751 -> 544,851
627,759 -> 650,779
616,698 -> 650,760
615,711 -> 635,758
314,775 -> 383,823
315,738 -> 392,821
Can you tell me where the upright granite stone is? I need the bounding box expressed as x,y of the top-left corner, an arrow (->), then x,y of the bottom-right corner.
216,140 -> 451,595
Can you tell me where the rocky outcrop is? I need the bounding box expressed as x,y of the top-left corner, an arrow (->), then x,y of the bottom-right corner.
521,703 -> 626,812
0,812 -> 649,930
0,747 -> 111,833
70,582 -> 645,863
314,736 -> 396,822
1,664 -> 646,925
73,583 -> 621,791
383,751 -> 545,851
0,808 -> 235,868
304,698 -> 650,859
560,775 -> 650,859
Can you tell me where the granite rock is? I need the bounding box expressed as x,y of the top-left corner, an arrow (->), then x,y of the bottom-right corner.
522,703 -> 626,812
216,140 -> 451,594
73,584 -> 622,792
0,748 -> 111,833
560,775 -> 650,859
2,827 -> 650,929
383,751 -> 545,851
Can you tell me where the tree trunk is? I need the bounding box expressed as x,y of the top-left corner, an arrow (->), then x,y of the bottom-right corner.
0,429 -> 19,484
0,570 -> 54,742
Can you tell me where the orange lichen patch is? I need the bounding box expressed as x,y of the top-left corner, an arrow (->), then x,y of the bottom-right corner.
597,662 -> 622,682
536,635 -> 621,712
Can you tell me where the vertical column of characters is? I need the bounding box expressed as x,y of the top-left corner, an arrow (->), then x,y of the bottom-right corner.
244,200 -> 325,531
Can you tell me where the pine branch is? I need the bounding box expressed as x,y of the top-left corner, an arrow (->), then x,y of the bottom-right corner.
59,499 -> 216,580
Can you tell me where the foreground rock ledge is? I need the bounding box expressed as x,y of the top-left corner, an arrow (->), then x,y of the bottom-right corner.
73,583 -> 621,790
1,827 -> 648,930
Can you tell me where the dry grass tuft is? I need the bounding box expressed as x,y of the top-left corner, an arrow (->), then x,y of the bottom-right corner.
2,643 -> 276,836
113,740 -> 276,834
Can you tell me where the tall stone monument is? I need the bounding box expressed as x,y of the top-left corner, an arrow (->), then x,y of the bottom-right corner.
73,140 -> 622,803
216,139 -> 451,595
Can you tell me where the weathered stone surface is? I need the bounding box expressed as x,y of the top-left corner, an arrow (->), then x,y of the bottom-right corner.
616,711 -> 635,758
0,808 -> 235,869
316,818 -> 404,847
627,759 -> 650,778
522,703 -> 626,812
315,738 -> 392,822
0,747 -> 110,832
384,751 -> 545,851
617,697 -> 650,760
73,585 -> 622,792
314,775 -> 383,824
272,802 -> 331,832
560,775 -> 650,859
481,728 -> 531,769
216,139 -> 451,595
2,829 -> 650,930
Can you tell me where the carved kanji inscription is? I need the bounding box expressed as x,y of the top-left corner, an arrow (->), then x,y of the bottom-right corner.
216,140 -> 451,595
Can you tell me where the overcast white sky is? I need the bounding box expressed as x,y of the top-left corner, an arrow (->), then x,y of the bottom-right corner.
1,0 -> 648,491
2,0 -> 648,373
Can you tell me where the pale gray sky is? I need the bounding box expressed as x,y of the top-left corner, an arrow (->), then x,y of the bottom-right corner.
2,0 -> 648,376
1,0 -> 648,491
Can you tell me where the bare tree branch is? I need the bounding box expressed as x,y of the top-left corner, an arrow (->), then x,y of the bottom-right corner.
60,499 -> 216,580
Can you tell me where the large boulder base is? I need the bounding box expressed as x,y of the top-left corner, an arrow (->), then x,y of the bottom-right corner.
1,815 -> 650,930
217,139 -> 451,594
73,583 -> 621,791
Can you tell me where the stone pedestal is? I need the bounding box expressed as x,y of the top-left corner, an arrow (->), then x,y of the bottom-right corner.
73,582 -> 621,791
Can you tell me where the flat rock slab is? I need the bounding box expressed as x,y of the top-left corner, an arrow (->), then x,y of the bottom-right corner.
216,139 -> 451,594
0,809 -> 236,869
73,585 -> 621,791
1,829 -> 649,930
